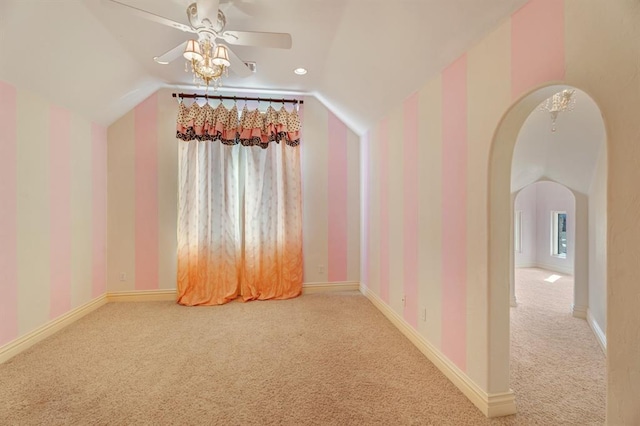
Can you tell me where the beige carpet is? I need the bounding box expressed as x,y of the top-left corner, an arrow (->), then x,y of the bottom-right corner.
0,272 -> 604,425
509,268 -> 606,424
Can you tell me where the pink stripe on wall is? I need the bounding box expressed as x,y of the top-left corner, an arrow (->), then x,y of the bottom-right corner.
327,112 -> 348,282
0,82 -> 18,345
511,0 -> 565,98
92,123 -> 107,297
441,55 -> 468,370
134,94 -> 159,290
49,105 -> 72,319
378,119 -> 390,303
402,93 -> 419,327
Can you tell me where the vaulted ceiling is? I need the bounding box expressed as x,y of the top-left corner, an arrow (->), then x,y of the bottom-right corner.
512,88 -> 606,194
0,0 -> 529,134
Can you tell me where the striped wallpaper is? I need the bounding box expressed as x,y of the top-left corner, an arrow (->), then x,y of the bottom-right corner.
106,90 -> 360,292
2,0 -> 639,419
361,0 -> 565,386
0,80 -> 107,348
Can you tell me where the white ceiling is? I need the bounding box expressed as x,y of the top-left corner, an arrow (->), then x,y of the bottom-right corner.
511,88 -> 606,194
0,0 -> 528,134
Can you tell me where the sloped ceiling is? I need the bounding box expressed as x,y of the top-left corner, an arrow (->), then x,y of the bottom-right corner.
0,1 -> 161,127
511,89 -> 606,194
0,0 -> 528,133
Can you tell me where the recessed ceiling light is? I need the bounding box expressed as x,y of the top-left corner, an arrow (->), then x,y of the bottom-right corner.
294,67 -> 307,75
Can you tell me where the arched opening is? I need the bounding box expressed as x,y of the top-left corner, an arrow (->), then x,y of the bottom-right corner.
488,84 -> 607,421
512,180 -> 576,310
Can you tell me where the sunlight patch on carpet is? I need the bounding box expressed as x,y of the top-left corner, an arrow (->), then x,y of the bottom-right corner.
544,274 -> 562,283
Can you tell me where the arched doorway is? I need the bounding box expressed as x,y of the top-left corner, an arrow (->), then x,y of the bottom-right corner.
487,84 -> 607,416
512,180 -> 577,310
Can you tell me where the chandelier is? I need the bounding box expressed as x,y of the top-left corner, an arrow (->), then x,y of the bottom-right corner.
538,89 -> 576,132
183,38 -> 231,90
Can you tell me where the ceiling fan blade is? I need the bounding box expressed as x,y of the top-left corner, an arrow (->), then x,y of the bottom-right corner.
153,41 -> 188,64
226,46 -> 253,78
104,0 -> 195,33
196,0 -> 220,24
220,30 -> 292,49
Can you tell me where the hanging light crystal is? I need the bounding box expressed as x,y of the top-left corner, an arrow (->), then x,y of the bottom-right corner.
539,89 -> 576,132
183,38 -> 229,90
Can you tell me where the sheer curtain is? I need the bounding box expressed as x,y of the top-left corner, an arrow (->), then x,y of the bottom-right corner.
176,100 -> 303,306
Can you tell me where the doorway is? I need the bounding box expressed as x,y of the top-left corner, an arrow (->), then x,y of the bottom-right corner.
512,181 -> 576,312
487,84 -> 607,422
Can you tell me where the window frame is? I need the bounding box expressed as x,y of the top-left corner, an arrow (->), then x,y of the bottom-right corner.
514,210 -> 523,253
551,211 -> 567,258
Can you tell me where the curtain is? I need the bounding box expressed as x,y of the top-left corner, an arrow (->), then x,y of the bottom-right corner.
241,143 -> 303,300
176,100 -> 303,306
177,141 -> 241,306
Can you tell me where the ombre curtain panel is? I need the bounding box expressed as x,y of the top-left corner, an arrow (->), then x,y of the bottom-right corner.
241,143 -> 303,301
176,102 -> 303,306
177,141 -> 241,305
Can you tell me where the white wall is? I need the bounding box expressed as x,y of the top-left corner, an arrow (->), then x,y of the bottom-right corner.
514,184 -> 537,267
588,145 -> 607,337
514,181 -> 575,275
535,181 -> 575,275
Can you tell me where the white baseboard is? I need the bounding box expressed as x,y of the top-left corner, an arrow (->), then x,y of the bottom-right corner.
515,262 -> 537,269
587,309 -> 607,354
515,263 -> 573,276
572,304 -> 588,319
360,285 -> 516,418
302,281 -> 360,294
107,289 -> 177,302
0,295 -> 108,364
531,262 -> 573,276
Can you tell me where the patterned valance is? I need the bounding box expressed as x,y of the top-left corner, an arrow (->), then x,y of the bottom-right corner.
176,101 -> 301,148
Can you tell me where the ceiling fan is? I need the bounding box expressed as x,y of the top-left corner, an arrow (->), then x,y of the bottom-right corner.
105,0 -> 292,82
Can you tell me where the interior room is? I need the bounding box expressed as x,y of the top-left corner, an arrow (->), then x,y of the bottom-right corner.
507,87 -> 607,419
0,0 -> 638,424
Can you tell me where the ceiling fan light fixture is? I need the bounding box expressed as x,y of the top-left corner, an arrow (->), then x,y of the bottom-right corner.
294,67 -> 307,75
212,44 -> 231,67
186,39 -> 227,90
106,0 -> 294,90
539,89 -> 576,132
183,39 -> 203,61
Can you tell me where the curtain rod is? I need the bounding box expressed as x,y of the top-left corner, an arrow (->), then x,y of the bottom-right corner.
172,93 -> 304,105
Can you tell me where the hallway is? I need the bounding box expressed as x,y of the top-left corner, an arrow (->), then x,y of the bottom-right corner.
510,268 -> 605,424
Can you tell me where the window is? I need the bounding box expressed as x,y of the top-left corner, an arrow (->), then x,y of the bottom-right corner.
551,211 -> 567,258
514,210 -> 523,253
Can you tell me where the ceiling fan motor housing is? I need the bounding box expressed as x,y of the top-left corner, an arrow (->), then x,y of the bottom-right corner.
187,3 -> 226,35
